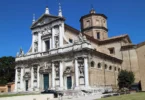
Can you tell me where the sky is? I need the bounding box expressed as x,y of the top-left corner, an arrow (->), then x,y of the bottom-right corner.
0,0 -> 145,57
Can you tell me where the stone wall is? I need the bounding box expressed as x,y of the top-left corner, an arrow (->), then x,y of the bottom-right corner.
88,55 -> 120,88
136,43 -> 145,91
122,48 -> 140,83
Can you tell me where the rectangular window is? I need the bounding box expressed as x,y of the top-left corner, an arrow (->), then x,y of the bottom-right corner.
69,38 -> 73,43
97,32 -> 100,39
45,40 -> 50,51
108,47 -> 115,54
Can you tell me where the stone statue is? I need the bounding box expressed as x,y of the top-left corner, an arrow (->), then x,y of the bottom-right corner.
79,65 -> 84,76
17,47 -> 24,57
78,33 -> 83,41
55,66 -> 59,77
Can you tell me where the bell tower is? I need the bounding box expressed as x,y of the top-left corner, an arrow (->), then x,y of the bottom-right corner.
80,8 -> 108,40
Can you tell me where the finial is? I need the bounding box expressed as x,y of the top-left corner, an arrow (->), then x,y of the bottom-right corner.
91,4 -> 94,10
45,6 -> 50,14
32,14 -> 35,24
58,3 -> 62,17
90,4 -> 96,14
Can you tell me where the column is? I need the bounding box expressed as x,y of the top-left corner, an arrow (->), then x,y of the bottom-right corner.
37,66 -> 40,90
52,28 -> 55,48
14,68 -> 18,92
31,67 -> 34,91
84,57 -> 89,87
50,38 -> 52,49
20,68 -> 24,91
42,40 -> 45,52
59,24 -> 63,47
75,59 -> 79,88
59,61 -> 63,89
38,32 -> 42,52
51,62 -> 55,89
32,33 -> 35,53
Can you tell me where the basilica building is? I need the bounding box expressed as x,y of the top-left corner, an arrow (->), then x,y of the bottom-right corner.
14,5 -> 145,92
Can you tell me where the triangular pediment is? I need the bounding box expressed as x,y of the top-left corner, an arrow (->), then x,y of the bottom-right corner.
31,14 -> 64,29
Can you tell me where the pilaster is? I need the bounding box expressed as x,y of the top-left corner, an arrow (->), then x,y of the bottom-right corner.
36,66 -> 40,91
20,67 -> 24,91
59,61 -> 63,90
14,68 -> 18,92
74,58 -> 79,90
84,57 -> 89,88
30,67 -> 34,91
52,62 -> 55,89
52,28 -> 55,48
38,32 -> 42,52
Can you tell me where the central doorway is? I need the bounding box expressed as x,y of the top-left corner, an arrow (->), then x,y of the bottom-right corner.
67,76 -> 72,89
43,74 -> 49,90
25,80 -> 28,91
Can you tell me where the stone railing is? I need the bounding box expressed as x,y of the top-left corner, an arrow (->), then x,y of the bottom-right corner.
16,40 -> 92,61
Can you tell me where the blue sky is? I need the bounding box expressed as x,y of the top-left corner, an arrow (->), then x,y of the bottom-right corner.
0,0 -> 145,57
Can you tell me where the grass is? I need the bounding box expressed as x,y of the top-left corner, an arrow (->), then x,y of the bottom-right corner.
0,93 -> 39,98
98,92 -> 145,100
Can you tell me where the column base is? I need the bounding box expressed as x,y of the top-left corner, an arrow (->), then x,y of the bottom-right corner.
56,87 -> 64,91
35,88 -> 40,91
84,86 -> 91,90
77,85 -> 91,90
74,86 -> 80,90
28,88 -> 34,92
51,87 -> 56,90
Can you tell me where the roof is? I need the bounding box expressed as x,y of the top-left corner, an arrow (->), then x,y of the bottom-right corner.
136,41 -> 145,48
121,44 -> 136,50
92,49 -> 122,63
98,34 -> 132,45
80,13 -> 107,22
65,24 -> 131,45
31,14 -> 65,29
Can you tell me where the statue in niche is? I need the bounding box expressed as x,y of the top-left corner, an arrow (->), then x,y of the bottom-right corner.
55,66 -> 59,78
79,65 -> 84,77
55,36 -> 59,48
33,67 -> 37,79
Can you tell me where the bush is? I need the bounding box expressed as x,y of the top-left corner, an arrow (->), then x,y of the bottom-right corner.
118,70 -> 135,89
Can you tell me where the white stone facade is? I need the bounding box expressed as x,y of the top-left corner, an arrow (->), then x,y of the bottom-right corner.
15,6 -> 139,92
14,7 -> 95,92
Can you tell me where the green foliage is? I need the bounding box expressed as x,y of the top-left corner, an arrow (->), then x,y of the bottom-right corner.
0,56 -> 15,85
118,70 -> 135,89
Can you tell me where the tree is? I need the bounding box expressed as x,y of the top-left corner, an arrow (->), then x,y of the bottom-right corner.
0,56 -> 15,85
118,70 -> 135,89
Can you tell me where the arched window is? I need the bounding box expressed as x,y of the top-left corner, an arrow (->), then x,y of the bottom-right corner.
90,61 -> 95,67
114,67 -> 116,71
98,63 -> 101,68
105,64 -> 107,69
109,66 -> 112,70
118,68 -> 121,72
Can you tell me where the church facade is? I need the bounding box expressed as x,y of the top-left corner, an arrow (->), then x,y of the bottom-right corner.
14,5 -> 145,92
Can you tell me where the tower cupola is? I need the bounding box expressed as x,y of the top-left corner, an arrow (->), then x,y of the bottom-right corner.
80,9 -> 108,40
